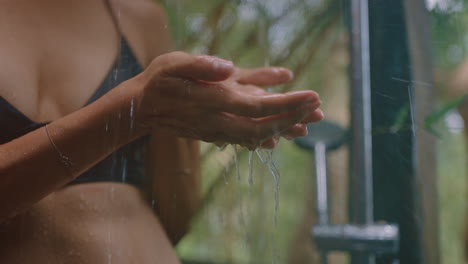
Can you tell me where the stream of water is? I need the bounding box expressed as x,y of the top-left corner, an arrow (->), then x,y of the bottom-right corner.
229,146 -> 281,226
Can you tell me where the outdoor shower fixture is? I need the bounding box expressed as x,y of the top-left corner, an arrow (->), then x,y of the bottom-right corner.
296,0 -> 440,263
296,1 -> 401,262
295,120 -> 399,264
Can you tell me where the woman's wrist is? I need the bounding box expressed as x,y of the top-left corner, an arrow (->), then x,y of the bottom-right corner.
42,77 -> 151,176
103,75 -> 153,142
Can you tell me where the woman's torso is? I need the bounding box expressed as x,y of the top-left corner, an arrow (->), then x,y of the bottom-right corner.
0,0 -> 178,263
0,183 -> 177,264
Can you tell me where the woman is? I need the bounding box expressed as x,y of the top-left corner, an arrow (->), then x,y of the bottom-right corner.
0,0 -> 323,263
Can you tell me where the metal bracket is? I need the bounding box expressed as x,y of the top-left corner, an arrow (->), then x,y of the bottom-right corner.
312,224 -> 399,254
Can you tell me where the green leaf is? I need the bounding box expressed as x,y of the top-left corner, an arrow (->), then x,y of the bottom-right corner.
391,104 -> 410,133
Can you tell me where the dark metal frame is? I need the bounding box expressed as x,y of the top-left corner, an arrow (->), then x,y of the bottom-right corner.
348,0 -> 440,263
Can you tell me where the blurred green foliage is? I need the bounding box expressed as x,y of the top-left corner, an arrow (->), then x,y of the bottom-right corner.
154,0 -> 467,263
430,0 -> 468,69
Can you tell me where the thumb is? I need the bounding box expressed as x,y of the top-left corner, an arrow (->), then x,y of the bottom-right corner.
157,52 -> 235,82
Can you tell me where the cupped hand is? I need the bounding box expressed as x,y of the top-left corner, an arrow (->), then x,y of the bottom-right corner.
221,66 -> 324,149
136,52 -> 323,148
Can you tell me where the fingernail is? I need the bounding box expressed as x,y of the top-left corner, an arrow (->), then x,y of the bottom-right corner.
273,68 -> 294,81
318,109 -> 325,119
303,102 -> 318,112
214,60 -> 234,72
286,70 -> 294,80
200,56 -> 234,71
303,95 -> 319,104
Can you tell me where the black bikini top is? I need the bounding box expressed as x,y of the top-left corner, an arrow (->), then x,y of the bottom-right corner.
0,1 -> 147,188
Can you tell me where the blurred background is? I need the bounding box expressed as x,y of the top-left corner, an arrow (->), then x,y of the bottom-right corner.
155,0 -> 467,263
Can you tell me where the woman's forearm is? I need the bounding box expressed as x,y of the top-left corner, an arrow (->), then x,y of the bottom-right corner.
145,132 -> 201,244
0,77 -> 147,221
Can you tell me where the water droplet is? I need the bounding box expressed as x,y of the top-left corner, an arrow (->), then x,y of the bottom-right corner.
129,98 -> 134,130
248,151 -> 254,185
216,143 -> 228,151
233,145 -> 240,181
223,171 -> 229,185
109,186 -> 115,200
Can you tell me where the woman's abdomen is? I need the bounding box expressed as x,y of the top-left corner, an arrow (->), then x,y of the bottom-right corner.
0,182 -> 180,264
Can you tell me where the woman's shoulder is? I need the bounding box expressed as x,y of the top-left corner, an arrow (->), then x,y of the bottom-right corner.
113,0 -> 172,66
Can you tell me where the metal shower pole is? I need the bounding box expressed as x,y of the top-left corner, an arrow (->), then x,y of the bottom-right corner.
349,0 -> 374,263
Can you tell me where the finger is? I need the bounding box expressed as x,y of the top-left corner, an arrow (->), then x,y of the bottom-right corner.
237,67 -> 293,86
301,109 -> 325,124
260,137 -> 279,149
158,52 -> 235,82
166,74 -> 320,118
280,123 -> 308,140
207,89 -> 320,118
234,84 -> 268,95
219,104 -> 316,146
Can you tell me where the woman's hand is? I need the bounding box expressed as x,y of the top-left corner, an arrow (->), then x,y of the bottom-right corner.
218,66 -> 324,149
135,52 -> 323,149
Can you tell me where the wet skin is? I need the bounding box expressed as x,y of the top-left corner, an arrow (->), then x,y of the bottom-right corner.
0,0 -> 323,263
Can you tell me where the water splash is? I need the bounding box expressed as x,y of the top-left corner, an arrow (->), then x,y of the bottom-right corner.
248,151 -> 254,185
129,98 -> 134,130
256,149 -> 280,226
233,144 -> 241,181
216,144 -> 228,151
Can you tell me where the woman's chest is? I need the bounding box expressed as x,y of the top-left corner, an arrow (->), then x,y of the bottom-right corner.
0,1 -> 122,123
